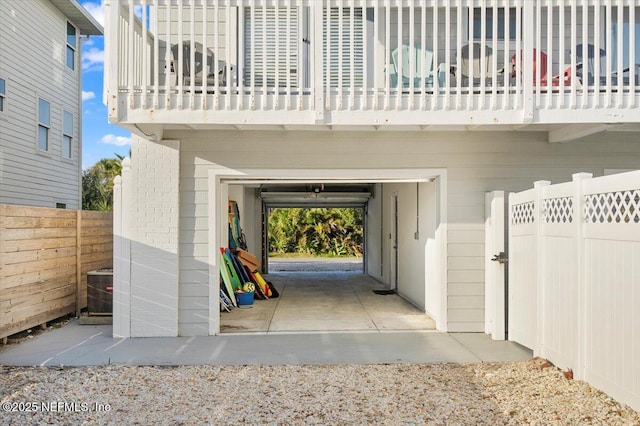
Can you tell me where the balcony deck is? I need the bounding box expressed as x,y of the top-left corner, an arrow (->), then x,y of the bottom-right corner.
105,0 -> 640,140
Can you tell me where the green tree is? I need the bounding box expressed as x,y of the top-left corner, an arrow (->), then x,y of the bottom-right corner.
82,155 -> 124,211
268,208 -> 363,257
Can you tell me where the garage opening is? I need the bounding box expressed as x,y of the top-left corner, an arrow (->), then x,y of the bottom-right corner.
267,207 -> 364,273
213,170 -> 445,334
261,183 -> 369,274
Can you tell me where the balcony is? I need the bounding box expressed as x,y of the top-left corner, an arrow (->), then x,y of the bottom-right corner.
105,0 -> 640,138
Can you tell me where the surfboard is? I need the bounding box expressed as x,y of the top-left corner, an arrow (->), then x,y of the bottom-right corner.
220,289 -> 233,312
222,248 -> 243,291
220,249 -> 238,306
229,249 -> 251,285
253,272 -> 272,298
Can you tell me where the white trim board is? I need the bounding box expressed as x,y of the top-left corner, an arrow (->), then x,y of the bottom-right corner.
208,168 -> 448,335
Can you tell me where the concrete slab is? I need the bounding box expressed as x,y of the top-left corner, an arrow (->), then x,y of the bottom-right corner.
0,271 -> 531,367
221,272 -> 436,333
0,320 -> 532,367
369,313 -> 437,331
450,333 -> 533,362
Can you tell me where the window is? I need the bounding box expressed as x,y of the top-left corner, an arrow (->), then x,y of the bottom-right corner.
62,111 -> 73,159
56,203 -> 67,209
66,22 -> 77,70
244,7 -> 301,88
38,98 -> 50,151
611,7 -> 640,74
0,78 -> 5,111
472,8 -> 517,41
323,7 -> 364,88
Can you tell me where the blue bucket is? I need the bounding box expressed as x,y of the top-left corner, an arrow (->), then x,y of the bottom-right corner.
236,291 -> 254,306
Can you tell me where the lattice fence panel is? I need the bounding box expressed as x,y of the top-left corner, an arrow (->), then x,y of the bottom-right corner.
585,190 -> 640,224
542,197 -> 573,224
512,201 -> 535,225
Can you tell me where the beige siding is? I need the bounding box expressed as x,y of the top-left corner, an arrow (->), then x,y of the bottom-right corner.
168,129 -> 640,333
0,0 -> 82,208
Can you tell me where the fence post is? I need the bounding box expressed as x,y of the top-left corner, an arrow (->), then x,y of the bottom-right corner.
533,180 -> 550,357
573,172 -> 592,381
76,210 -> 82,317
113,157 -> 132,338
113,175 -> 123,337
113,158 -> 131,337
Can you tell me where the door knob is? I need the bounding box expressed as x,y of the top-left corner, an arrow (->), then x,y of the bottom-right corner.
491,252 -> 508,264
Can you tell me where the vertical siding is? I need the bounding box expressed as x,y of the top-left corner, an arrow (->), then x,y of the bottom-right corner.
0,0 -> 81,208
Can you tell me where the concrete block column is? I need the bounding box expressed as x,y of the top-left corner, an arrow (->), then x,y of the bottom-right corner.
129,136 -> 180,337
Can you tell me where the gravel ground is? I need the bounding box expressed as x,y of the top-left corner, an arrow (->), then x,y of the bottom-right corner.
1,359 -> 638,425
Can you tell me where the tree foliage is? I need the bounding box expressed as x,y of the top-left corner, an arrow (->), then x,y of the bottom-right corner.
268,208 -> 363,257
82,155 -> 124,211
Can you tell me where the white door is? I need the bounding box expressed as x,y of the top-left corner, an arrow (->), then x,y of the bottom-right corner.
485,191 -> 506,340
390,193 -> 399,291
508,189 -> 538,350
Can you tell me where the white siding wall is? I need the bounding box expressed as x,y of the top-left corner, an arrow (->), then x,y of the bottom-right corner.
0,0 -> 82,208
167,129 -> 640,334
374,182 -> 437,312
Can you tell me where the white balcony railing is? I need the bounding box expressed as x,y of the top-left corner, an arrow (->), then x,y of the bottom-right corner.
105,0 -> 640,128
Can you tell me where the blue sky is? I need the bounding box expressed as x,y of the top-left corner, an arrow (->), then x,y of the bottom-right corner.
80,1 -> 131,169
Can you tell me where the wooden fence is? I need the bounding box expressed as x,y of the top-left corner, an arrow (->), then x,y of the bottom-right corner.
0,205 -> 113,342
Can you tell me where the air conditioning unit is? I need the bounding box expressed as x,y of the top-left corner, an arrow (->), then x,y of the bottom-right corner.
87,268 -> 113,316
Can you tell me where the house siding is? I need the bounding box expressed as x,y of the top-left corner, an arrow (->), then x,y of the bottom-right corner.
0,0 -> 82,208
146,129 -> 640,335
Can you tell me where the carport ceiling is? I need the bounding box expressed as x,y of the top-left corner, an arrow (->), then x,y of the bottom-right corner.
259,183 -> 372,207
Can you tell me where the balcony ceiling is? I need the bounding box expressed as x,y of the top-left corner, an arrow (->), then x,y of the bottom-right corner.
129,122 -> 640,145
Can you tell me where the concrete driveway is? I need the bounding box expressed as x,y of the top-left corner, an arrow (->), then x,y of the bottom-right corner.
0,319 -> 531,367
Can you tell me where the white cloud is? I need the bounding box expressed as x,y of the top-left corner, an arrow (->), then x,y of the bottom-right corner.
82,91 -> 96,101
99,134 -> 131,147
82,1 -> 104,27
82,47 -> 104,72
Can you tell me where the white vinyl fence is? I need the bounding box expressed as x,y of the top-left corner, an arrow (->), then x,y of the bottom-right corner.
509,171 -> 640,412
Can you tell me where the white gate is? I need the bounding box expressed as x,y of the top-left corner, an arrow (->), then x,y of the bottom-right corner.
484,191 -> 506,340
507,185 -> 542,351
